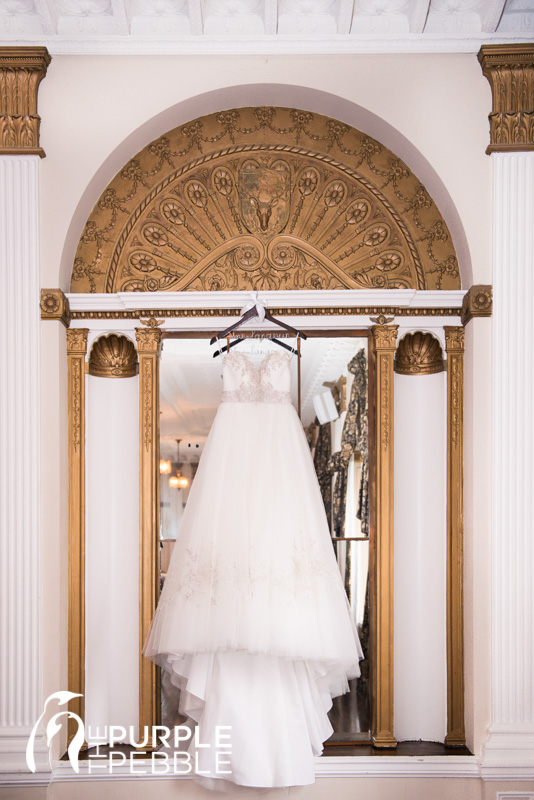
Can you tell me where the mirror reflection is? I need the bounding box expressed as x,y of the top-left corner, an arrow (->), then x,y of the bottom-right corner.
158,334 -> 370,744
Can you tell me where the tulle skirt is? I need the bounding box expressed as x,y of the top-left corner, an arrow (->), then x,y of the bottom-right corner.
143,400 -> 363,787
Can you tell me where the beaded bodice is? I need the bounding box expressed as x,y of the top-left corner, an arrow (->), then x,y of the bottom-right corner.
221,350 -> 292,405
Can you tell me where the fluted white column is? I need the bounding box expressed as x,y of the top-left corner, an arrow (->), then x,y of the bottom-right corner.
481,153 -> 534,779
0,157 -> 47,774
394,368 -> 447,742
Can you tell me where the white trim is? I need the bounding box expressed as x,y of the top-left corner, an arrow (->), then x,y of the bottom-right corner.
0,773 -> 51,788
1,32 -> 532,55
48,755 -> 481,783
66,289 -> 465,313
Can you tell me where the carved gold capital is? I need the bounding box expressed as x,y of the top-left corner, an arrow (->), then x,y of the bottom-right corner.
66,328 -> 89,355
395,332 -> 444,375
0,47 -> 51,157
478,44 -> 534,154
461,285 -> 493,325
444,326 -> 465,353
135,327 -> 163,354
40,288 -> 70,327
371,324 -> 399,350
89,334 -> 138,378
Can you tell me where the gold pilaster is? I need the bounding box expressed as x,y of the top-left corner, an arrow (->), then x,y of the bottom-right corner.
66,328 -> 88,745
478,44 -> 534,154
0,47 -> 51,157
135,327 -> 162,735
371,324 -> 398,748
444,326 -> 466,747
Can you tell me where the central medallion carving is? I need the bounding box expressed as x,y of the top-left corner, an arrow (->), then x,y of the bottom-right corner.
239,163 -> 291,235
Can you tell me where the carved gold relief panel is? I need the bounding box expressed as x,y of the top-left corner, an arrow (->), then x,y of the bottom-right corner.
71,108 -> 461,294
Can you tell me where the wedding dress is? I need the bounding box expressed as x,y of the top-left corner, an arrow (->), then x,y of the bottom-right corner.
142,348 -> 363,788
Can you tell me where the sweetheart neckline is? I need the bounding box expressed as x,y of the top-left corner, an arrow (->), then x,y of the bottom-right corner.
222,349 -> 291,371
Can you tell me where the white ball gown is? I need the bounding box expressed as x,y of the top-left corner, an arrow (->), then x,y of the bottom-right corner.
142,348 -> 363,788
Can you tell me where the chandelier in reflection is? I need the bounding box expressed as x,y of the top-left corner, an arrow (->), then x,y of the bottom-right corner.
169,438 -> 189,489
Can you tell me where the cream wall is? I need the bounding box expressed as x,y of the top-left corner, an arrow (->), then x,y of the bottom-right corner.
37,52 -> 496,791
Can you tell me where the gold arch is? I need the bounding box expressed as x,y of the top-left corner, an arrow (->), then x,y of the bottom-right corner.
71,107 -> 461,293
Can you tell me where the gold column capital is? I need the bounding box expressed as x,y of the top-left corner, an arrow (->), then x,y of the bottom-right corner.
0,46 -> 51,157
461,285 -> 493,326
371,324 -> 399,351
478,43 -> 534,154
135,326 -> 163,354
66,328 -> 89,355
40,288 -> 70,327
444,326 -> 465,352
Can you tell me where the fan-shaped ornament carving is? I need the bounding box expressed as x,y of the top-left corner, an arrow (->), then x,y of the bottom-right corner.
89,334 -> 138,378
71,108 -> 461,293
394,332 -> 444,376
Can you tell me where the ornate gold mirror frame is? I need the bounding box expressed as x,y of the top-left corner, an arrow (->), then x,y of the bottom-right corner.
57,303 -> 472,751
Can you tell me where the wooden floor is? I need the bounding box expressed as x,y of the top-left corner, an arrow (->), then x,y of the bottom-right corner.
324,741 -> 472,756
65,740 -> 471,761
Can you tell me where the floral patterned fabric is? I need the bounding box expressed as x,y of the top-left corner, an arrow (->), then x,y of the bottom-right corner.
327,349 -> 369,538
313,419 -> 332,530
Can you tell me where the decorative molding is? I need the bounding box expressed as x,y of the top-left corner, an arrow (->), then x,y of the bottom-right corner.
88,333 -> 138,378
370,324 -> 398,749
0,47 -> 51,157
66,327 -> 89,746
71,306 -> 463,320
444,325 -> 465,748
70,108 -> 460,294
394,331 -> 444,375
478,44 -> 534,154
139,316 -> 165,328
66,288 -> 466,312
40,288 -> 70,326
370,314 -> 395,325
461,284 -> 492,325
135,327 -> 162,736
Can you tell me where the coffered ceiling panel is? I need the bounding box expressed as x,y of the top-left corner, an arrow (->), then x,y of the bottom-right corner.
0,0 -> 531,52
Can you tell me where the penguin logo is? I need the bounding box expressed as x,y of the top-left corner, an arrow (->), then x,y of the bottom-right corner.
26,691 -> 84,773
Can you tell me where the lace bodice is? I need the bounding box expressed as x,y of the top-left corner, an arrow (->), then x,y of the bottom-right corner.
221,350 -> 292,405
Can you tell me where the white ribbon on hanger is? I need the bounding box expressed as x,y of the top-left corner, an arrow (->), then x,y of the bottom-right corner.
239,292 -> 266,323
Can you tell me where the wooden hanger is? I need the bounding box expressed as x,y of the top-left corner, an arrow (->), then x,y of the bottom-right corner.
210,303 -> 307,358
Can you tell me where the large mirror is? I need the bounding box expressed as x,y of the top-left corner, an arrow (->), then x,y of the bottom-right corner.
158,332 -> 371,745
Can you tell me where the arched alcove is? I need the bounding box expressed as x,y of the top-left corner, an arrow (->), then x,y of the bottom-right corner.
70,106 -> 462,294
60,85 -> 473,291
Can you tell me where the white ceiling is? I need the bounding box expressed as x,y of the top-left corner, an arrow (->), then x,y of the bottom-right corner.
0,0 -> 532,53
160,335 -> 367,460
